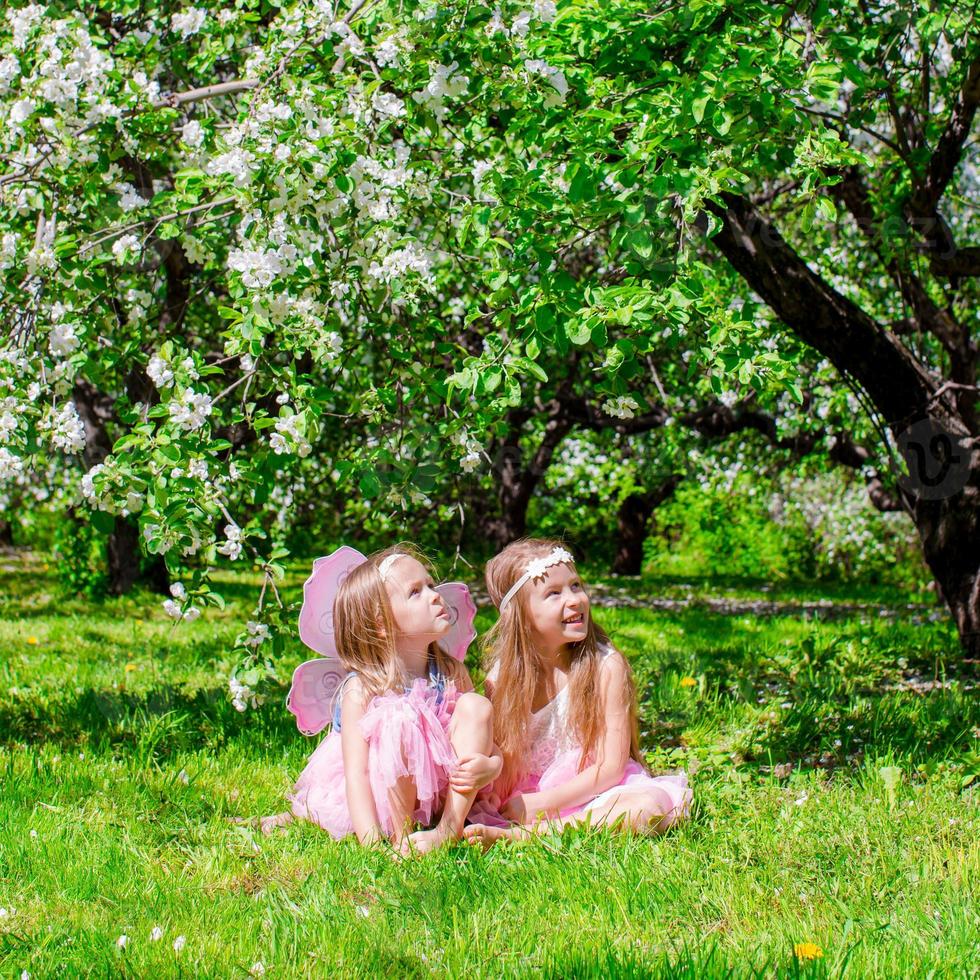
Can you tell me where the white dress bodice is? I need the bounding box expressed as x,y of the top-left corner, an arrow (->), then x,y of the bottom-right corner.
487,645 -> 614,776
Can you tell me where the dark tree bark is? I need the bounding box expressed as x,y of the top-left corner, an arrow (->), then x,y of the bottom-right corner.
481,404 -> 575,551
709,190 -> 980,657
73,379 -> 170,596
0,518 -> 13,548
611,475 -> 681,575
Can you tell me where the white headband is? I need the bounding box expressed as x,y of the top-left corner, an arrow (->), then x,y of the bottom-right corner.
498,547 -> 575,611
377,553 -> 406,582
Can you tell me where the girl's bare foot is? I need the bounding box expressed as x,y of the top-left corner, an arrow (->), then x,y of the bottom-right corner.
463,823 -> 531,851
403,823 -> 457,856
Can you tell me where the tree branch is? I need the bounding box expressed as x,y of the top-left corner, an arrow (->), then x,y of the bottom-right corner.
707,192 -> 943,433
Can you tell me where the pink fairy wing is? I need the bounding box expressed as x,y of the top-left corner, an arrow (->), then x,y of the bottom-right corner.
297,545 -> 366,657
286,658 -> 348,736
434,582 -> 478,661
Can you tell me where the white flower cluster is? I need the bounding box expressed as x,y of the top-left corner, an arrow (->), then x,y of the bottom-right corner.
365,242 -> 433,286
47,401 -> 86,454
0,447 -> 24,482
524,59 -> 568,102
270,411 -> 312,457
147,353 -> 174,388
207,146 -> 256,186
245,620 -> 270,647
373,29 -> 412,68
487,1 -> 556,38
451,428 -> 484,473
412,62 -> 469,120
7,4 -> 44,49
171,7 -> 207,39
111,233 -> 141,263
216,523 -> 243,560
227,246 -> 283,289
602,395 -> 639,420
229,673 -> 260,712
168,390 -> 212,431
163,582 -> 201,621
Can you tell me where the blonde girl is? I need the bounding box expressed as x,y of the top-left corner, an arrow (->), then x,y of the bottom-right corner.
269,544 -> 501,854
465,538 -> 690,847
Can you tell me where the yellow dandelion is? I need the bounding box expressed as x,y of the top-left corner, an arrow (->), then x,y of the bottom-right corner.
125,663 -> 138,672
679,676 -> 697,688
794,942 -> 823,961
26,636 -> 38,645
135,618 -> 144,626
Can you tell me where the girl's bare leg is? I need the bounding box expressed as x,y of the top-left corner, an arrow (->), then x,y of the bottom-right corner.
407,693 -> 493,854
387,774 -> 418,853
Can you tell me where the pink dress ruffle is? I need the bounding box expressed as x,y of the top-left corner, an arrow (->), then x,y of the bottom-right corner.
289,678 -> 459,839
532,752 -> 692,827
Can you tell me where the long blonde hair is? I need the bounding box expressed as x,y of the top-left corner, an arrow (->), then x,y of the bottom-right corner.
484,538 -> 642,795
334,543 -> 466,698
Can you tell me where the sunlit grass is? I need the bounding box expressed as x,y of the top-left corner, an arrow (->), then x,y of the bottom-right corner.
1,552 -> 978,977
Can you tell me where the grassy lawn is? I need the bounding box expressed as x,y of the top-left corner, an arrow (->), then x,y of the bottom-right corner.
1,552 -> 978,977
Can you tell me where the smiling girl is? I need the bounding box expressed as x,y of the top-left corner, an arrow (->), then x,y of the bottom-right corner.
465,538 -> 691,848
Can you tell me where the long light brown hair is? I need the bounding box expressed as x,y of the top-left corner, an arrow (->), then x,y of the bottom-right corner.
484,538 -> 642,795
333,543 -> 466,698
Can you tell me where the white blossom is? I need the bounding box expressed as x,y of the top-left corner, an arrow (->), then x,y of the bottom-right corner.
171,8 -> 207,39
49,321 -> 80,358
111,234 -> 141,262
170,582 -> 187,600
0,448 -> 25,481
147,353 -> 175,388
227,246 -> 282,288
168,390 -> 212,431
602,395 -> 639,420
49,402 -> 86,453
173,935 -> 186,952
116,935 -> 128,949
181,119 -> 204,147
150,926 -> 163,942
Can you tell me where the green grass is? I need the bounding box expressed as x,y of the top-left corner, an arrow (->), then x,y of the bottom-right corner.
1,552 -> 978,978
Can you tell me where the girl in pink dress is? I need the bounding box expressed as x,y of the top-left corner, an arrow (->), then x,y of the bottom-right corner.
464,538 -> 691,848
268,544 -> 501,855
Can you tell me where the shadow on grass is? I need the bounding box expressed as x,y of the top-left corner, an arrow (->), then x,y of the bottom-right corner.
0,682 -> 300,757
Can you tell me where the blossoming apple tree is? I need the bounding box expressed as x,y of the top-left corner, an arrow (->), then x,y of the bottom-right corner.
3,0 -> 980,699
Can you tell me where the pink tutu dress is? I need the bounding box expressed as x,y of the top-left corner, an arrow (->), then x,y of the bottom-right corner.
289,657 -> 459,838
488,647 -> 692,827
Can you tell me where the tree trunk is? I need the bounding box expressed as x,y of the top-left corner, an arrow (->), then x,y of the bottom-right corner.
611,476 -> 681,575
913,479 -> 980,659
712,192 -> 980,657
0,518 -> 13,548
73,378 -> 170,596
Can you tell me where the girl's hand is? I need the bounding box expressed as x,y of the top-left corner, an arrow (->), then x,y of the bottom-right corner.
450,752 -> 503,793
500,793 -> 530,823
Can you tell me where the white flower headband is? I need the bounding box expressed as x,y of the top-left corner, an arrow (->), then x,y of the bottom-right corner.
377,553 -> 406,582
498,547 -> 575,611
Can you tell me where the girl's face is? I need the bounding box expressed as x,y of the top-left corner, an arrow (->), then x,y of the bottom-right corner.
383,557 -> 451,644
524,561 -> 590,651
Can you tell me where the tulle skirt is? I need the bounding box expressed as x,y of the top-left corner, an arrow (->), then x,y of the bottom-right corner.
539,753 -> 692,827
289,679 -> 458,839
472,753 -> 692,830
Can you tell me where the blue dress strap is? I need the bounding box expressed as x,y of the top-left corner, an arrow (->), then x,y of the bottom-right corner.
330,671 -> 360,733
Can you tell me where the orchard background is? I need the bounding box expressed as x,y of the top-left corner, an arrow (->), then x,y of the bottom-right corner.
2,1 -> 979,975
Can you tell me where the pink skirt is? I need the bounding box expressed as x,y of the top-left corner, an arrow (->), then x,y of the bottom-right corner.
289,679 -> 458,839
473,753 -> 691,830
540,753 -> 692,827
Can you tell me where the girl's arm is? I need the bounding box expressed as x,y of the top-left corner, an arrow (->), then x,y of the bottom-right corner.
512,653 -> 633,822
339,678 -> 385,846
